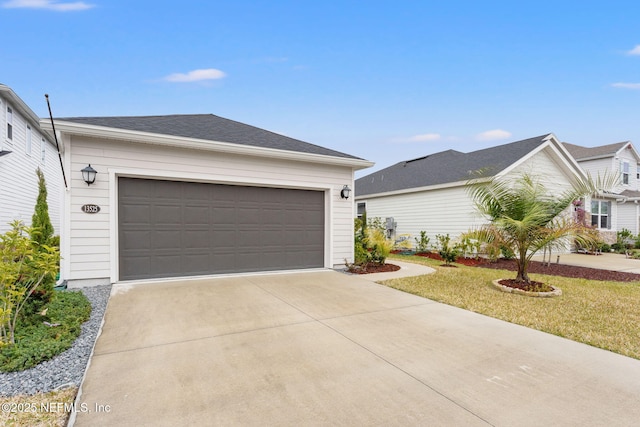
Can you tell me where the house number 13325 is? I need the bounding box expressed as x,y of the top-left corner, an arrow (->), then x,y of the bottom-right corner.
81,204 -> 101,214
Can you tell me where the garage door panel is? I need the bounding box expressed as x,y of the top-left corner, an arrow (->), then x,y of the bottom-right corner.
152,230 -> 182,249
121,204 -> 152,224
120,231 -> 152,250
119,178 -> 324,280
154,205 -> 181,224
211,207 -> 236,224
184,205 -> 210,224
153,255 -> 183,276
182,253 -> 211,273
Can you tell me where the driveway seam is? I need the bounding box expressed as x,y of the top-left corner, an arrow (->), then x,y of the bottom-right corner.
92,318 -> 318,357
249,279 -> 495,427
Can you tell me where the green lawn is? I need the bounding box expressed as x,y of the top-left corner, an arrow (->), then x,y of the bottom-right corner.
383,254 -> 640,360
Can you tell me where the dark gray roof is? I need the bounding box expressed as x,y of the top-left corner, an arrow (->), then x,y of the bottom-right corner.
562,141 -> 628,160
356,134 -> 552,197
57,114 -> 361,159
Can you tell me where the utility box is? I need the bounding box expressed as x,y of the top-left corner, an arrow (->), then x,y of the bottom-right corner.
385,217 -> 397,239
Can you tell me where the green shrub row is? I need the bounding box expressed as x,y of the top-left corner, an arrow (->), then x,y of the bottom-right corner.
0,290 -> 91,372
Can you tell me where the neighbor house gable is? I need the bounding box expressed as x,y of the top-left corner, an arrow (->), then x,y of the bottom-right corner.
356,133 -> 584,199
355,134 -> 585,251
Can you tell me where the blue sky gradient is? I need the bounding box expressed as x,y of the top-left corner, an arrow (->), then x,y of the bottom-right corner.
2,1 -> 639,174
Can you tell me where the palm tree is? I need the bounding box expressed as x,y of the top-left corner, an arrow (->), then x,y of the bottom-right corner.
465,172 -> 616,284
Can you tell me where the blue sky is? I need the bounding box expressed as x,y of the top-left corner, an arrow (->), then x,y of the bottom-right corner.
2,1 -> 639,176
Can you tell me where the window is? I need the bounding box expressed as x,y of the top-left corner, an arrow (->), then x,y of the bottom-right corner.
591,200 -> 611,229
356,202 -> 366,219
40,138 -> 46,163
26,124 -> 32,154
6,106 -> 13,141
622,161 -> 629,185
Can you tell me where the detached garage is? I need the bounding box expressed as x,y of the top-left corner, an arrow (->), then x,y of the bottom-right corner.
41,114 -> 372,287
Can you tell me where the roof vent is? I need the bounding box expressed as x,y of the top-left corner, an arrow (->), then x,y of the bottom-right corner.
405,154 -> 430,165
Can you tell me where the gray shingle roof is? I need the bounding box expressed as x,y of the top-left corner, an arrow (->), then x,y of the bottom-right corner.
356,134 -> 552,197
57,114 -> 361,159
562,141 -> 628,160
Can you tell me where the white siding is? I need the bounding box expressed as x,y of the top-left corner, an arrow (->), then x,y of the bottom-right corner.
361,185 -> 482,248
358,146 -> 579,250
614,148 -> 638,193
617,203 -> 638,235
578,158 -> 615,185
64,135 -> 354,284
0,95 -> 63,236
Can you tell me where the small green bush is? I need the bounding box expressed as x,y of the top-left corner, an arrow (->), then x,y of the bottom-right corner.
436,234 -> 460,265
600,243 -> 611,253
611,242 -> 625,253
414,231 -> 430,253
365,228 -> 394,264
0,291 -> 91,372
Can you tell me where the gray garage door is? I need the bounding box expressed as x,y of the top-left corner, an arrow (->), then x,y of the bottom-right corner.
118,177 -> 325,281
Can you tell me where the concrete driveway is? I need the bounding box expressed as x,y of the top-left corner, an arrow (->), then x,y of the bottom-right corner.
73,270 -> 640,426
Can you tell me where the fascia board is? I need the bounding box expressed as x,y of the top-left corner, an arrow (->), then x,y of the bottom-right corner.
0,85 -> 55,147
615,142 -> 640,163
496,134 -> 587,182
40,120 -> 374,170
354,177 -> 490,200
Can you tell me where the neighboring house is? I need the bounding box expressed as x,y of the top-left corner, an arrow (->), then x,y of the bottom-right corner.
0,84 -> 63,235
40,114 -> 372,287
563,141 -> 640,240
355,134 -> 585,247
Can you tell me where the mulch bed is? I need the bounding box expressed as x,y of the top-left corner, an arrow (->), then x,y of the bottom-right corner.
347,262 -> 401,274
395,251 -> 640,282
478,258 -> 640,282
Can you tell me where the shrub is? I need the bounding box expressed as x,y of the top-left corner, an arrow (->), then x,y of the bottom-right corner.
599,243 -> 611,253
365,228 -> 394,264
26,169 -> 58,318
414,231 -> 430,253
436,233 -> 460,265
617,228 -> 634,250
0,290 -> 90,372
353,217 -> 369,265
0,221 -> 59,346
611,242 -> 625,253
31,168 -> 54,247
351,215 -> 394,267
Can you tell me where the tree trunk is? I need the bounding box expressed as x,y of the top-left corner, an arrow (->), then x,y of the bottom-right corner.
516,246 -> 531,283
515,266 -> 530,283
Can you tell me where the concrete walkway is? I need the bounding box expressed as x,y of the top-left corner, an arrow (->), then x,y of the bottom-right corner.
531,252 -> 640,274
73,269 -> 640,426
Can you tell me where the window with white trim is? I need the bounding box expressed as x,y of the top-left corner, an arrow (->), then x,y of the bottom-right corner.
622,161 -> 629,185
41,138 -> 46,163
356,202 -> 366,219
26,124 -> 32,154
591,200 -> 611,229
6,106 -> 13,141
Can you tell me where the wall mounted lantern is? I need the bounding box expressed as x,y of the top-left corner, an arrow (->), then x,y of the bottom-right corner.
340,185 -> 351,200
81,164 -> 97,186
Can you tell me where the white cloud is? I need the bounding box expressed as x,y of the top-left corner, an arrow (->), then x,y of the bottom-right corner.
476,129 -> 512,141
408,133 -> 441,142
611,82 -> 640,90
627,45 -> 640,56
2,0 -> 94,11
163,68 -> 226,83
392,133 -> 441,143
